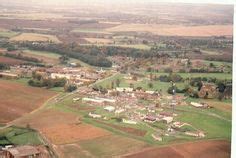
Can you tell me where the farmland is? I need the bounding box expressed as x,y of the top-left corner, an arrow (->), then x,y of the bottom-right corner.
0,56 -> 25,65
10,33 -> 61,43
106,24 -> 233,37
0,1 -> 233,158
0,79 -> 56,123
124,140 -> 230,158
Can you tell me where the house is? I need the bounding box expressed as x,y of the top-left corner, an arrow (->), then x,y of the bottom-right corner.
162,117 -> 173,124
144,116 -> 156,123
190,102 -> 209,108
4,145 -> 41,158
82,98 -> 104,103
104,106 -> 115,112
116,87 -> 133,92
115,109 -> 125,114
88,112 -> 102,118
122,119 -> 137,125
73,97 -> 80,102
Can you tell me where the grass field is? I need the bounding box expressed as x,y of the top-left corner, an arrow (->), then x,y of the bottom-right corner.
94,73 -> 185,92
145,72 -> 232,80
10,33 -> 61,43
0,30 -> 19,38
0,126 -> 42,145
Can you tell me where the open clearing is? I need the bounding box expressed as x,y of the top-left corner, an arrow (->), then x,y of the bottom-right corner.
0,80 -> 56,123
10,33 -> 61,43
107,24 -> 233,37
124,140 -> 230,158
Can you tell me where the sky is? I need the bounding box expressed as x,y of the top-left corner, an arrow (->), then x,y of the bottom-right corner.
1,0 -> 235,6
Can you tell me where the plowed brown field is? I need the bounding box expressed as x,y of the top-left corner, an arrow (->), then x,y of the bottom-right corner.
0,80 -> 56,123
124,140 -> 231,158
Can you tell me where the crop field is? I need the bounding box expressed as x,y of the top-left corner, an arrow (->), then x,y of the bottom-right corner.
10,33 -> 61,43
0,56 -> 25,65
0,80 -> 56,123
124,140 -> 231,158
106,24 -> 233,37
14,109 -> 78,129
78,135 -> 148,157
80,43 -> 151,50
22,50 -> 60,64
41,123 -> 111,145
71,28 -> 112,34
84,38 -> 113,44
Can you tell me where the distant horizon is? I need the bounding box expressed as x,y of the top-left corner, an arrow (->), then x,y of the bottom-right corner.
0,0 -> 234,7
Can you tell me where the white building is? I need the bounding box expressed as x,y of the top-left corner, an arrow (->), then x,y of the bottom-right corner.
122,119 -> 137,125
104,106 -> 115,112
116,87 -> 133,92
88,112 -> 102,118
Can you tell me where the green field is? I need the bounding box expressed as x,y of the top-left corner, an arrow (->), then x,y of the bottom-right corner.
0,30 -> 19,38
145,72 -> 232,80
71,28 -> 111,34
0,126 -> 42,145
94,73 -> 185,93
23,49 -> 61,59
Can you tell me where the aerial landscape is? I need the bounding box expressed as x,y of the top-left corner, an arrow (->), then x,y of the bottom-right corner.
0,0 -> 233,157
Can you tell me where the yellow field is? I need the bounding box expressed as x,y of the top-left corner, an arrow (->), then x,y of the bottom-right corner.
84,38 -> 113,44
10,33 -> 61,43
106,24 -> 233,37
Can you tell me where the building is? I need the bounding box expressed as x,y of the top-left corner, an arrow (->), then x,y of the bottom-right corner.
3,145 -> 41,158
116,87 -> 133,92
190,102 -> 209,108
162,117 -> 173,124
122,119 -> 137,125
0,72 -> 19,79
88,112 -> 102,119
104,106 -> 115,112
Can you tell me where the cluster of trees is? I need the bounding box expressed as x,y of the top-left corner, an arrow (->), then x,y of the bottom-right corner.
0,63 -> 10,70
189,68 -> 223,73
64,83 -> 77,92
5,53 -> 41,63
159,73 -> 183,82
28,72 -> 66,88
20,42 -> 112,67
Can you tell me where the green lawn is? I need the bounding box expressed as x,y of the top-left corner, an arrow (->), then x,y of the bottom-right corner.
0,126 -> 42,145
